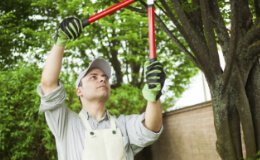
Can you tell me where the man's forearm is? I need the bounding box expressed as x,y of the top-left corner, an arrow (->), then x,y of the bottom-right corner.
144,100 -> 163,132
41,44 -> 65,95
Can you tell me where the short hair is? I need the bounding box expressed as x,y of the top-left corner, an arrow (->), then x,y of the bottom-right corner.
78,79 -> 83,105
78,79 -> 83,87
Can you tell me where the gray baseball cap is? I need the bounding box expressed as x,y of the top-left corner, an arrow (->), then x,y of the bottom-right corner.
75,58 -> 111,89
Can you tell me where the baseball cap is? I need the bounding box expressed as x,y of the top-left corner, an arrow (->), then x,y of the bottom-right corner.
75,58 -> 111,89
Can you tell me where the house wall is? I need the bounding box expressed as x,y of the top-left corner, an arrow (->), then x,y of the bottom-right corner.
135,101 -> 221,160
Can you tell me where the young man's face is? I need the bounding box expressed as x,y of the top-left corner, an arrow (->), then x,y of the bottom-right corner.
77,68 -> 111,103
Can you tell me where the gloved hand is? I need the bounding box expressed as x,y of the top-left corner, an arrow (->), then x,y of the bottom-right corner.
54,17 -> 83,46
142,60 -> 166,102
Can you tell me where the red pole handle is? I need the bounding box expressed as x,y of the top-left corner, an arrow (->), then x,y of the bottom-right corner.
147,0 -> 156,63
148,5 -> 156,63
82,0 -> 136,27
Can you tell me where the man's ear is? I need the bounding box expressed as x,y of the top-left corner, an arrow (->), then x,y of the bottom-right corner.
76,88 -> 82,96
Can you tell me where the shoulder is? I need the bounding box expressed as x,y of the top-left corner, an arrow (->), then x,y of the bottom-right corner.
37,80 -> 66,98
113,113 -> 144,125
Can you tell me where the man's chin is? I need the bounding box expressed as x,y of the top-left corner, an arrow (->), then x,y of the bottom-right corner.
98,93 -> 110,102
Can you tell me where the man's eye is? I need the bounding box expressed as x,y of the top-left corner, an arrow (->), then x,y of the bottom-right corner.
90,76 -> 96,79
103,75 -> 108,80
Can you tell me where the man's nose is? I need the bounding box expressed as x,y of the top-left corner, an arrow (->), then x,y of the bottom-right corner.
100,76 -> 106,82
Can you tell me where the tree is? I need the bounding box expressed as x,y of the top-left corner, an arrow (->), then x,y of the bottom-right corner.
122,0 -> 260,159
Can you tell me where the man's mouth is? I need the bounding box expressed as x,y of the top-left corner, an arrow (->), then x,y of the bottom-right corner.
98,84 -> 107,88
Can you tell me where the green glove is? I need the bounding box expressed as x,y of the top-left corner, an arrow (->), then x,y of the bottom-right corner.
54,17 -> 83,46
142,60 -> 166,102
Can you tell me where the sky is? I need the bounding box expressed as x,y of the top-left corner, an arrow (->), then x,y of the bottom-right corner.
168,47 -> 225,111
168,71 -> 212,111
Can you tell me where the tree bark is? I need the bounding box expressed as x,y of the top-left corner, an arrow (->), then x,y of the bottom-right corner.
231,64 -> 257,158
246,60 -> 260,151
109,28 -> 123,88
207,71 -> 237,160
209,62 -> 257,159
227,96 -> 242,160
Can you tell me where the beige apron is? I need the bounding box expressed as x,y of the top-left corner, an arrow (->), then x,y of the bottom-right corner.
79,112 -> 126,160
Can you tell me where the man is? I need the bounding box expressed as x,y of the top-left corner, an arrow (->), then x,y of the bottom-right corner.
37,17 -> 166,160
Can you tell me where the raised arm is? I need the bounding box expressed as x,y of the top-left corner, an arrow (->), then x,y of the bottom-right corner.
144,100 -> 162,132
41,45 -> 65,94
142,61 -> 166,132
41,17 -> 83,95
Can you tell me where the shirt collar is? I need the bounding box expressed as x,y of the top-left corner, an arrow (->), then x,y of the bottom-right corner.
81,109 -> 110,121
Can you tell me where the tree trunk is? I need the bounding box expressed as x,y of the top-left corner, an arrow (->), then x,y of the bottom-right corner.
110,28 -> 123,88
246,60 -> 260,151
209,78 -> 237,160
208,62 -> 258,160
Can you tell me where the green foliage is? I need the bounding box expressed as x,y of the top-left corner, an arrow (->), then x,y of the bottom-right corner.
181,0 -> 200,13
106,83 -> 147,116
0,62 -> 57,159
217,1 -> 231,24
60,71 -> 82,113
0,0 -> 57,70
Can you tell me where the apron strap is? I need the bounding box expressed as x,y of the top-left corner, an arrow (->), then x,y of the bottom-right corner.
108,114 -> 116,130
79,112 -> 93,131
79,111 -> 117,131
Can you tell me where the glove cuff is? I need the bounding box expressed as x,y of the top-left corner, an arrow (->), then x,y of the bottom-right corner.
156,91 -> 162,101
142,84 -> 158,102
54,29 -> 69,46
55,36 -> 68,47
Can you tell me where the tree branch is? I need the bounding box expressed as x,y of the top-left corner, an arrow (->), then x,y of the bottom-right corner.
188,0 -> 204,37
153,0 -> 201,68
222,0 -> 239,89
159,0 -> 183,32
154,13 -> 201,69
246,60 -> 260,151
209,0 -> 230,57
238,0 -> 253,32
228,98 -> 243,159
154,1 -> 168,16
244,22 -> 260,57
110,28 -> 123,87
158,0 -> 198,55
200,0 -> 222,73
236,20 -> 260,85
255,0 -> 260,18
102,42 -> 112,61
170,0 -> 214,76
137,0 -> 147,8
233,65 -> 257,158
